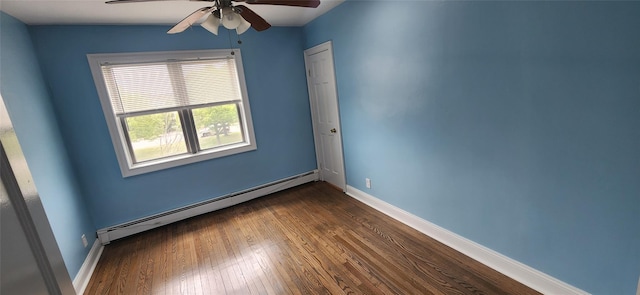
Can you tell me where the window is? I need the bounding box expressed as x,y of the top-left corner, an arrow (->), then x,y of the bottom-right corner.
88,49 -> 256,177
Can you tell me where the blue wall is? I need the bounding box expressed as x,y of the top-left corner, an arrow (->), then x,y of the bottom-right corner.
304,1 -> 640,294
0,12 -> 96,279
28,25 -> 317,229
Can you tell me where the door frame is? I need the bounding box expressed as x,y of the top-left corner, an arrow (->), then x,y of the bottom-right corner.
0,95 -> 76,295
304,41 -> 346,191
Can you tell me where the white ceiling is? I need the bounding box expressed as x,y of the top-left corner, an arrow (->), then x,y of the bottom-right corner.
0,0 -> 344,26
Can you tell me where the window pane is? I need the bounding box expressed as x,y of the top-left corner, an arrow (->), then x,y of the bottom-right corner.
192,104 -> 244,150
125,111 -> 188,162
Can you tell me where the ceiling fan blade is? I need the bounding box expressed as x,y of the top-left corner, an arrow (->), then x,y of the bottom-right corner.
235,5 -> 271,32
243,0 -> 320,8
167,7 -> 213,34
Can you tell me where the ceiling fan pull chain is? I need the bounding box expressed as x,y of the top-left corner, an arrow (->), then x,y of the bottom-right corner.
227,31 -> 233,55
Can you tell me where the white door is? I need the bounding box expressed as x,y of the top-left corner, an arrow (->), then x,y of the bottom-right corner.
304,41 -> 346,191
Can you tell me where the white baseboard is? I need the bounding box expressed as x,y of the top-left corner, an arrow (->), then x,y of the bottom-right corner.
345,185 -> 589,295
73,238 -> 104,295
97,170 -> 319,244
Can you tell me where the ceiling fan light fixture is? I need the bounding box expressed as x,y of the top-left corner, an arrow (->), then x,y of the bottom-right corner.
236,16 -> 251,35
201,14 -> 220,35
221,7 -> 242,29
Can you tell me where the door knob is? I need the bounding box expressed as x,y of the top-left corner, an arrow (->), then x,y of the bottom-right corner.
330,128 -> 337,133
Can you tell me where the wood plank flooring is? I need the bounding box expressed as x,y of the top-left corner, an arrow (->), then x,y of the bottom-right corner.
84,181 -> 540,295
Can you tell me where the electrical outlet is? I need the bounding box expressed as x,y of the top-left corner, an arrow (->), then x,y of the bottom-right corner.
365,178 -> 371,189
81,234 -> 88,248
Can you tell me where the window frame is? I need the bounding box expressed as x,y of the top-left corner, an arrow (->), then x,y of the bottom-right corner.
87,49 -> 257,177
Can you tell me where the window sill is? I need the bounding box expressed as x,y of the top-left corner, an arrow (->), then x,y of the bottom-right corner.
122,142 -> 257,177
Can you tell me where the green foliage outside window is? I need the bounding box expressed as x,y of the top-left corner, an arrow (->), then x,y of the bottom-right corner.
126,112 -> 180,141
192,104 -> 239,131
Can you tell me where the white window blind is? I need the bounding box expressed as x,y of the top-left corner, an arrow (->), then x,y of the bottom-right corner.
102,58 -> 242,116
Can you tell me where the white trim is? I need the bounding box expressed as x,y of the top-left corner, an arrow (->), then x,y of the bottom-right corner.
345,185 -> 590,295
98,171 -> 319,244
636,275 -> 639,295
73,238 -> 104,295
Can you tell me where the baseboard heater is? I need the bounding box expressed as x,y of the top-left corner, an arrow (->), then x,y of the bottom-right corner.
97,170 -> 319,244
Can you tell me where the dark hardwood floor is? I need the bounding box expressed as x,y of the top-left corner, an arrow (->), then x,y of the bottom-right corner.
84,181 -> 540,294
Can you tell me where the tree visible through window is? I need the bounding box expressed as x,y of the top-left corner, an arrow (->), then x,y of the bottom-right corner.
125,111 -> 186,162
192,104 -> 242,150
88,49 -> 256,177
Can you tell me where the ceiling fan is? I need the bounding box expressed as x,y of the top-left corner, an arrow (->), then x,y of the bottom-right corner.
106,0 -> 321,35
